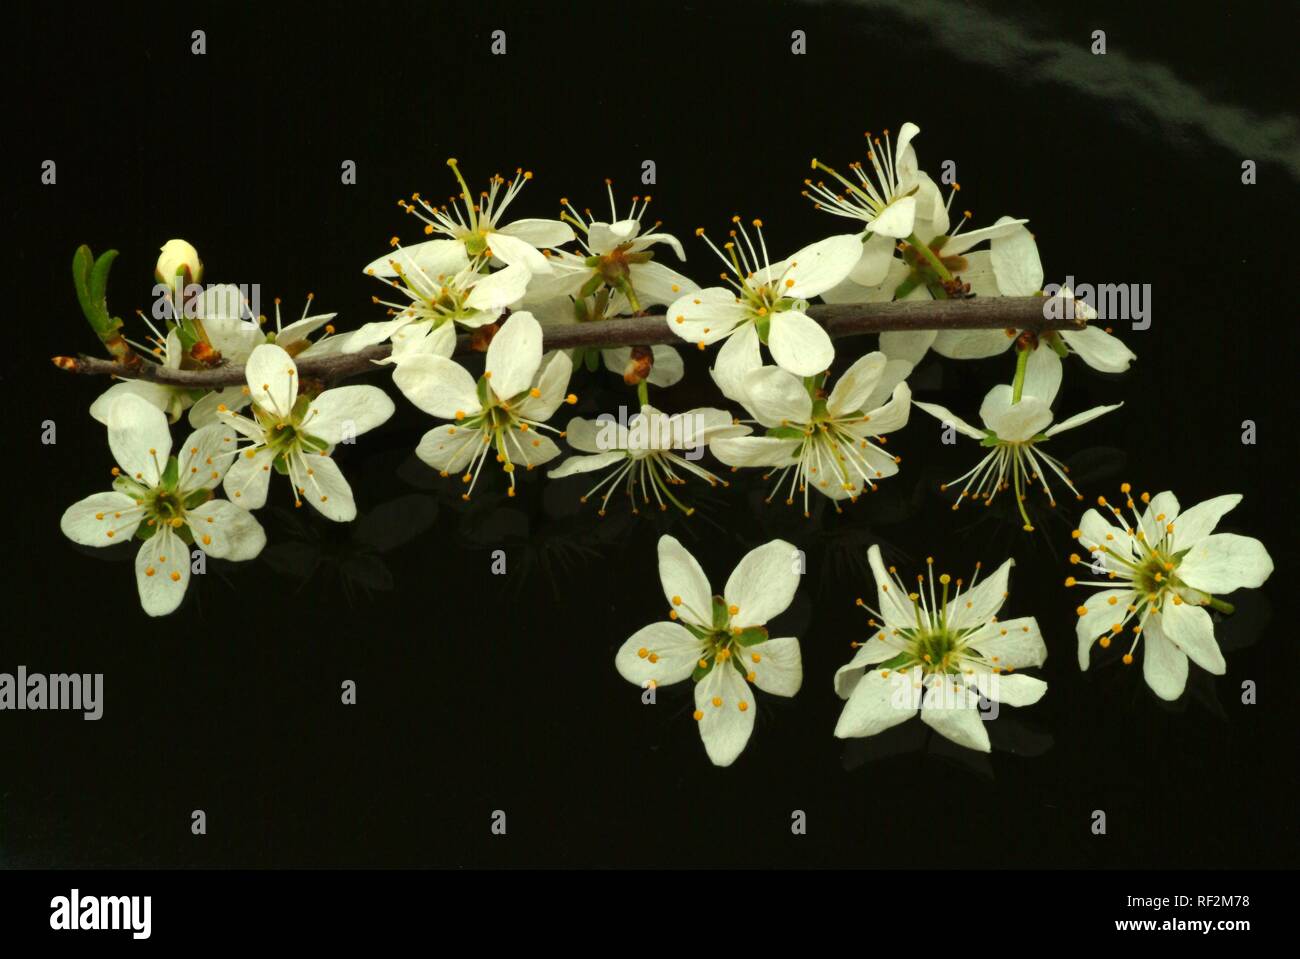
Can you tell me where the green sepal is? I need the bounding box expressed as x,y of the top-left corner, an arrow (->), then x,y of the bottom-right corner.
754,313 -> 771,343
765,426 -> 804,440
730,654 -> 749,676
979,431 -> 1001,447
291,394 -> 312,420
174,524 -> 195,546
113,475 -> 149,497
579,272 -> 604,299
160,455 -> 180,491
734,626 -> 769,647
476,375 -> 492,407
273,454 -> 291,475
876,652 -> 912,671
691,656 -> 714,683
711,596 -> 730,631
183,487 -> 213,509
583,348 -> 600,372
135,522 -> 158,542
301,434 -> 330,453
893,273 -> 922,300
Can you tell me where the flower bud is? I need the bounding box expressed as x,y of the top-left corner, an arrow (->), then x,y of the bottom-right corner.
155,239 -> 203,289
622,345 -> 654,385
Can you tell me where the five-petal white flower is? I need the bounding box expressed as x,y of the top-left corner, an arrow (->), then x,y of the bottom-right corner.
1070,485 -> 1273,700
548,405 -> 748,514
616,536 -> 804,766
666,219 -> 861,380
392,310 -> 574,498
834,545 -> 1047,753
217,343 -> 395,521
60,393 -> 265,616
912,348 -> 1122,529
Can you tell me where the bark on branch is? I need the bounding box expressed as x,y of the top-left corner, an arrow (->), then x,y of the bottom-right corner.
52,296 -> 1080,388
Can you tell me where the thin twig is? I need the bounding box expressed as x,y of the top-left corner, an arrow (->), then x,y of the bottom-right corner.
52,296 -> 1080,388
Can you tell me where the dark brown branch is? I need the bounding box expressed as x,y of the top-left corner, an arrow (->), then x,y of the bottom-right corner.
52,296 -> 1080,388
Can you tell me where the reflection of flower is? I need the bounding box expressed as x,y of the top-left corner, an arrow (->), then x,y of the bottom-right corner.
60,394 -> 263,616
1071,485 -> 1273,700
616,536 -> 803,766
548,406 -> 746,515
834,545 -> 1046,753
261,494 -> 439,604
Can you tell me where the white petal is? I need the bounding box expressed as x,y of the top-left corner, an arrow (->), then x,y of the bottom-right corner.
415,424 -> 482,474
988,220 -> 1043,295
666,287 -> 748,345
362,238 -> 469,279
222,445 -> 277,509
963,669 -> 1047,707
1044,402 -> 1123,436
176,422 -> 239,494
1178,533 -> 1274,594
709,322 -> 762,404
615,621 -> 704,688
657,535 -> 713,629
466,263 -> 532,312
135,526 -> 190,617
341,317 -> 413,353
484,232 -> 550,274
1142,615 -> 1189,701
107,393 -> 173,485
90,380 -> 177,426
485,311 -> 543,400
187,386 -> 249,428
296,452 -> 357,522
1060,326 -> 1136,373
777,234 -> 863,299
847,233 -> 895,287
833,636 -> 901,699
745,636 -> 802,697
868,194 -> 917,239
244,343 -> 299,418
629,260 -> 698,307
1021,344 -> 1062,407
833,668 -> 919,738
1168,494 -> 1240,550
742,366 -> 812,427
723,538 -> 801,628
61,491 -> 140,546
694,662 -> 757,766
867,544 -> 914,629
512,351 -> 573,421
393,355 -> 481,420
931,328 -> 1016,360
979,385 -> 1052,442
709,436 -> 799,468
911,400 -> 985,439
547,450 -> 626,479
191,498 -> 266,560
947,558 -> 1014,632
920,681 -> 991,752
1076,588 -> 1135,669
827,351 -> 887,417
305,386 -> 395,444
767,309 -> 834,377
879,329 -> 937,366
502,429 -> 561,469
1159,601 -> 1225,675
495,217 -> 573,248
964,616 -> 1048,670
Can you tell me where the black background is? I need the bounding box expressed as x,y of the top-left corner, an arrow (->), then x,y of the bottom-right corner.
5,0 -> 1298,870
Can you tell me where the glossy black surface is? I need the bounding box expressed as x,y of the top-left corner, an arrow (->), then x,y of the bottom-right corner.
7,0 -> 1297,867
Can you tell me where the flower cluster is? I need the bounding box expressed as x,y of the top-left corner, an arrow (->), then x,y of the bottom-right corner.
57,129 -> 1273,763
